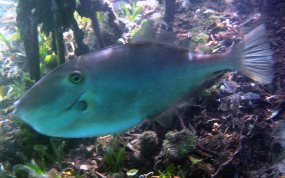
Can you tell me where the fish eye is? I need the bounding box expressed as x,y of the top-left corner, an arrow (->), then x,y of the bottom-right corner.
69,71 -> 84,84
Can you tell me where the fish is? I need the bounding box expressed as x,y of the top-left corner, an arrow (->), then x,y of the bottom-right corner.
13,24 -> 273,138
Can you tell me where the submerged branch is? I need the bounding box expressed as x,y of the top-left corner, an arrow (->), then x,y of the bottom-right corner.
16,0 -> 40,81
71,17 -> 90,56
51,0 -> 65,64
164,0 -> 176,30
90,13 -> 104,49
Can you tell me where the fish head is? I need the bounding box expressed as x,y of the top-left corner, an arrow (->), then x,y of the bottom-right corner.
13,59 -> 99,137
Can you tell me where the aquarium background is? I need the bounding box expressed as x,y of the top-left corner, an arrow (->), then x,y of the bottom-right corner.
0,0 -> 285,177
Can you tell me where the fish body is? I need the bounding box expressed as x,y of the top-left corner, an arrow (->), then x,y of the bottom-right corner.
14,25 -> 273,138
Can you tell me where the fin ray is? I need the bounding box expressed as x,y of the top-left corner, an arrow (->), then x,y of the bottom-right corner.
237,24 -> 274,84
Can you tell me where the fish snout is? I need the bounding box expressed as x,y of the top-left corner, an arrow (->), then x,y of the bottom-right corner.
12,99 -> 25,120
13,99 -> 21,115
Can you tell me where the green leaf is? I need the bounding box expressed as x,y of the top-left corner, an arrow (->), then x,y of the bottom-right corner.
8,31 -> 21,41
0,85 -> 7,100
26,159 -> 46,175
0,32 -> 12,50
130,6 -> 142,21
189,156 -> 202,165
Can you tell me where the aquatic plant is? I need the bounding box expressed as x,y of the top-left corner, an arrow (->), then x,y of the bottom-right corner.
0,28 -> 21,52
8,30 -> 21,42
130,19 -> 156,42
32,145 -> 50,170
0,163 -> 14,178
0,72 -> 32,113
43,54 -> 59,70
104,147 -> 125,172
49,139 -> 66,170
158,164 -> 187,178
13,160 -> 47,178
0,32 -> 12,50
33,138 -> 66,170
103,134 -> 125,172
14,122 -> 66,172
16,121 -> 46,148
38,31 -> 61,73
39,32 -> 52,61
120,2 -> 142,22
9,75 -> 31,99
158,164 -> 176,177
0,28 -> 21,51
9,139 -> 65,177
189,157 -> 203,165
192,32 -> 209,44
158,164 -> 188,178
74,11 -> 91,29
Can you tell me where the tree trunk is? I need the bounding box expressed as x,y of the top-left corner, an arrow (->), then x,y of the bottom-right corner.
91,12 -> 104,49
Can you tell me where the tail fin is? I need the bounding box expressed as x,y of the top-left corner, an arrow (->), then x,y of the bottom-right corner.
236,24 -> 274,84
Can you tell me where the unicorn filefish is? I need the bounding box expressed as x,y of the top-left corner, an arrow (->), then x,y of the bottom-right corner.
14,25 -> 273,138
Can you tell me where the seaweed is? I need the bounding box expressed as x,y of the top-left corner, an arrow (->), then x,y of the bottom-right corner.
103,134 -> 125,173
0,32 -> 12,50
13,160 -> 47,178
120,1 -> 143,22
32,139 -> 66,171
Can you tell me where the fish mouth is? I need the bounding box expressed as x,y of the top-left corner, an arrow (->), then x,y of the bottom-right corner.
65,93 -> 88,112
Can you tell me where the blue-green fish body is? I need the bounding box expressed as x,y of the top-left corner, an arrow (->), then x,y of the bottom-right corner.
14,25 -> 273,137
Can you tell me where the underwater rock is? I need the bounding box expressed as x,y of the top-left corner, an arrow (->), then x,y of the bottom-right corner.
131,131 -> 159,165
126,168 -> 139,176
220,80 -> 239,94
160,129 -> 197,161
273,120 -> 285,174
218,91 -> 262,112
110,172 -> 125,178
47,168 -> 59,178
96,135 -> 114,154
137,131 -> 159,158
190,0 -> 204,4
240,92 -> 261,100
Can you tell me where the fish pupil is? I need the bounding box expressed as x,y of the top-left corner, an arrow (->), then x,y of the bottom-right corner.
69,71 -> 83,84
